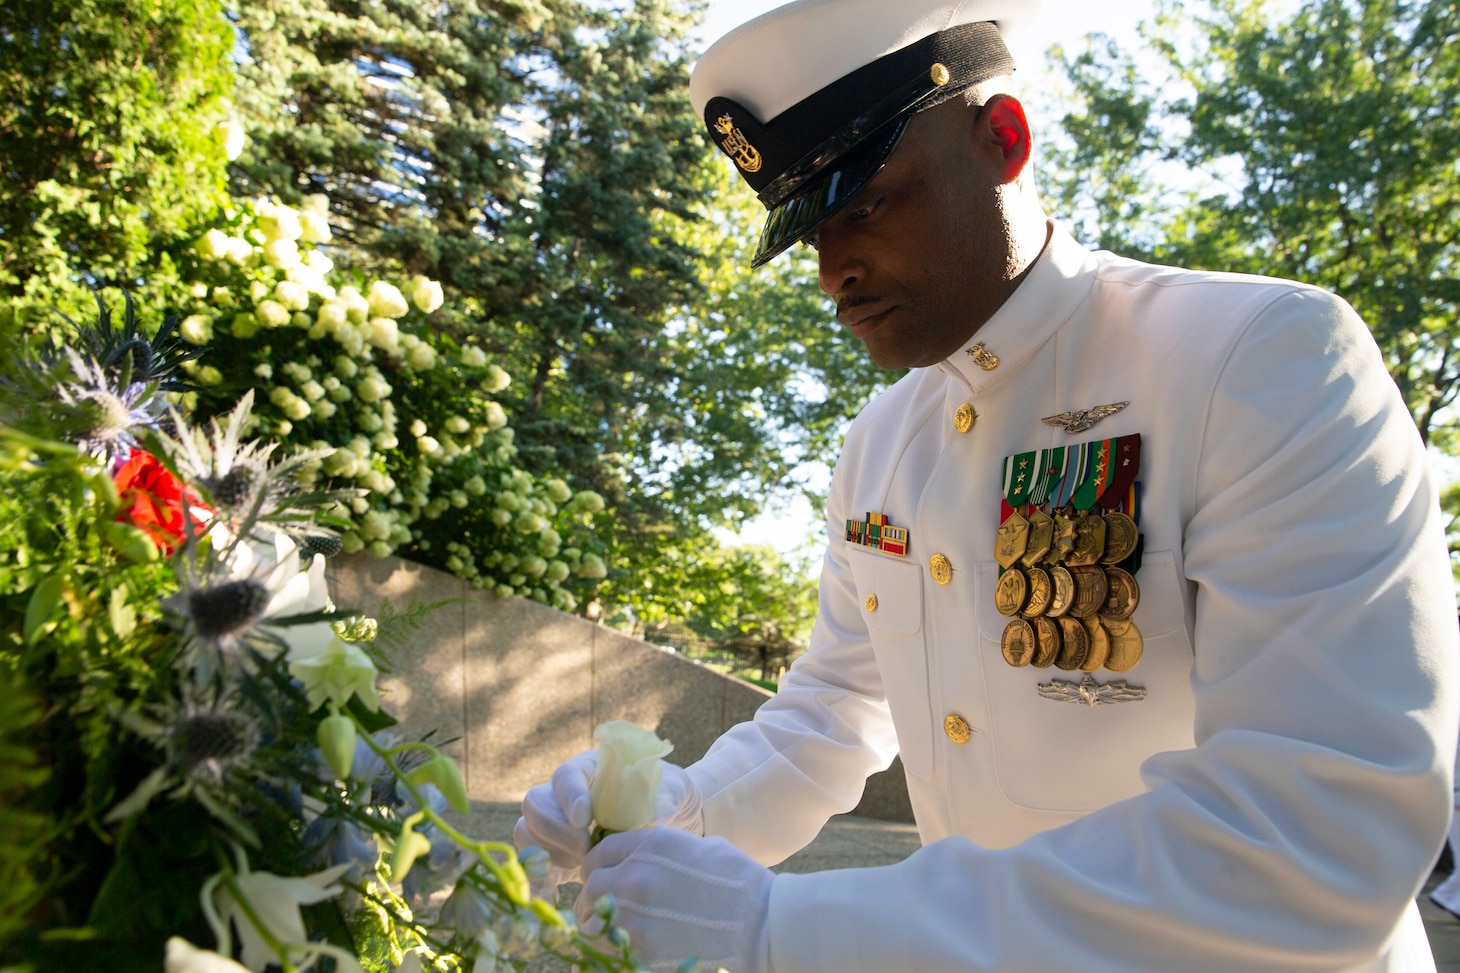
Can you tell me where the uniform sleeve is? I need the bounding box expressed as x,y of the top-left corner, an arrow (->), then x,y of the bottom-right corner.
685,441 -> 902,867
767,289 -> 1460,972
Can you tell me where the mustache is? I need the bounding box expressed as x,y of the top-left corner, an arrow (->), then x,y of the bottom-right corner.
836,295 -> 880,316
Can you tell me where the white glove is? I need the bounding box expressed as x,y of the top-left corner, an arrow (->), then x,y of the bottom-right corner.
514,750 -> 703,890
579,828 -> 774,973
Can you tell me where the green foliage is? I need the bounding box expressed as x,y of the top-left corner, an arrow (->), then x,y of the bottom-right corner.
1045,0 -> 1460,447
0,308 -> 638,971
220,0 -> 886,630
0,0 -> 237,326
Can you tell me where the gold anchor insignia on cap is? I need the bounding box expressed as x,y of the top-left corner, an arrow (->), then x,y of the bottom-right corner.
1036,674 -> 1147,706
967,343 -> 1000,371
714,114 -> 763,174
1042,401 -> 1130,434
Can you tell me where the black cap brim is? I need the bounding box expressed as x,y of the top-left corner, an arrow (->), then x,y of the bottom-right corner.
751,114 -> 911,268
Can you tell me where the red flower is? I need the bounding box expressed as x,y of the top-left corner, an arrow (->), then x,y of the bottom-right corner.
113,449 -> 212,554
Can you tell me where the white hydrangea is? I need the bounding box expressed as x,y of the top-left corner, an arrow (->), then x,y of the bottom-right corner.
302,193 -> 330,216
274,280 -> 311,311
367,281 -> 409,319
257,202 -> 303,242
338,286 -> 371,324
407,343 -> 437,371
225,236 -> 254,265
263,238 -> 301,271
197,228 -> 231,260
255,300 -> 291,329
357,375 -> 393,404
483,401 -> 508,431
231,313 -> 261,339
367,317 -> 400,353
216,120 -> 246,161
410,275 -> 444,314
460,345 -> 487,368
300,209 -> 332,244
483,364 -> 511,393
179,314 -> 213,345
444,416 -> 471,435
416,435 -> 441,456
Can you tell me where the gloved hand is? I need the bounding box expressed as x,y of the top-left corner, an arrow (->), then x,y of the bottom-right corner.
579,828 -> 774,973
514,750 -> 703,891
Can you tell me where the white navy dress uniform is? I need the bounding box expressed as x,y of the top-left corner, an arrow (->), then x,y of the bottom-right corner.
525,2 -> 1460,970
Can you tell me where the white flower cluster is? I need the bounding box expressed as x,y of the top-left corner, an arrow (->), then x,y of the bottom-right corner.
183,196 -> 607,609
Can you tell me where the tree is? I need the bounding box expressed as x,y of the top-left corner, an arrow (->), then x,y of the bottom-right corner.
0,0 -> 236,325
1045,0 -> 1460,450
224,0 -> 894,620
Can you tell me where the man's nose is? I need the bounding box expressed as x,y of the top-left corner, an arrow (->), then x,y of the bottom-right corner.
816,226 -> 864,298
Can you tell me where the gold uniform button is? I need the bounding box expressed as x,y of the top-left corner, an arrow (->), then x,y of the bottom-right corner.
954,403 -> 976,434
929,553 -> 953,585
930,62 -> 951,87
864,594 -> 878,613
944,714 -> 972,744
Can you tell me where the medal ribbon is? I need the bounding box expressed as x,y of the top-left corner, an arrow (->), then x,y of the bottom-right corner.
1025,448 -> 1064,507
1072,439 -> 1111,510
1097,434 -> 1142,510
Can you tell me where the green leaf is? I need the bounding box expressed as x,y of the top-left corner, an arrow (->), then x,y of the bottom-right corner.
23,574 -> 66,646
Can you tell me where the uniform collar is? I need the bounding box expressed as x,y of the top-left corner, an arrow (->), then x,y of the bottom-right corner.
938,222 -> 1097,391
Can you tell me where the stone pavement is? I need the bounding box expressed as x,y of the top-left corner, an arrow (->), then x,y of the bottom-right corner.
469,801 -> 1460,969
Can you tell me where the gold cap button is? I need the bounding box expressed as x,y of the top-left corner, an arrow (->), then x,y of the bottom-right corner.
954,403 -> 976,434
864,594 -> 878,613
967,343 -> 1000,371
929,553 -> 953,585
930,62 -> 951,86
944,714 -> 972,744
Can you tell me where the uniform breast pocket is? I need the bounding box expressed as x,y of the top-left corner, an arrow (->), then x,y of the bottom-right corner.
847,551 -> 934,780
973,550 -> 1198,812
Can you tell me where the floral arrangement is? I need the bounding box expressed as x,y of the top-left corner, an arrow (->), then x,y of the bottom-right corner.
0,297 -> 653,972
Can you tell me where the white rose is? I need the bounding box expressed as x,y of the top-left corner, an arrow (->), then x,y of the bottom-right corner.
588,721 -> 673,833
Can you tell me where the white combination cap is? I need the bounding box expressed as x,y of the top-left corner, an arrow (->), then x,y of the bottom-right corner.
691,0 -> 1039,266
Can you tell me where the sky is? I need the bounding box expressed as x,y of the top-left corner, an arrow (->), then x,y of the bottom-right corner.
697,1 -> 1153,559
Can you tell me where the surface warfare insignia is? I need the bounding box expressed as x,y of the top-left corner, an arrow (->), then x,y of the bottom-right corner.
846,511 -> 909,557
1042,402 -> 1130,434
1036,674 -> 1147,707
714,114 -> 763,174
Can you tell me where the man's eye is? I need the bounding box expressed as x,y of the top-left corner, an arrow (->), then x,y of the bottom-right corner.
847,199 -> 879,222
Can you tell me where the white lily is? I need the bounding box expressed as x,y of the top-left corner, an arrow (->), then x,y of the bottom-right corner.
211,863 -> 352,972
164,937 -> 251,973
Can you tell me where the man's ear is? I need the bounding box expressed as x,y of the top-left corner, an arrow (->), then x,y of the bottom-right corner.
981,94 -> 1033,183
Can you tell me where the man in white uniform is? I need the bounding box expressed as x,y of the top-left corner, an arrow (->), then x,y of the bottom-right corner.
517,2 -> 1460,970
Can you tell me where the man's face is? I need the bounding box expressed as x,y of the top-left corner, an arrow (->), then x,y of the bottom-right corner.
806,100 -> 1022,370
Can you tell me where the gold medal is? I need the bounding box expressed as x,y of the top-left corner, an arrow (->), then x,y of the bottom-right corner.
1103,617 -> 1144,672
1100,510 -> 1139,565
1079,616 -> 1110,672
1066,511 -> 1108,567
1051,509 -> 1078,563
1001,618 -> 1036,668
994,567 -> 1029,617
994,510 -> 1030,569
1098,566 -> 1140,621
1022,566 -> 1052,618
1055,616 -> 1090,670
1047,564 -> 1075,618
1021,508 -> 1055,567
1031,616 -> 1061,668
1068,565 -> 1108,619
